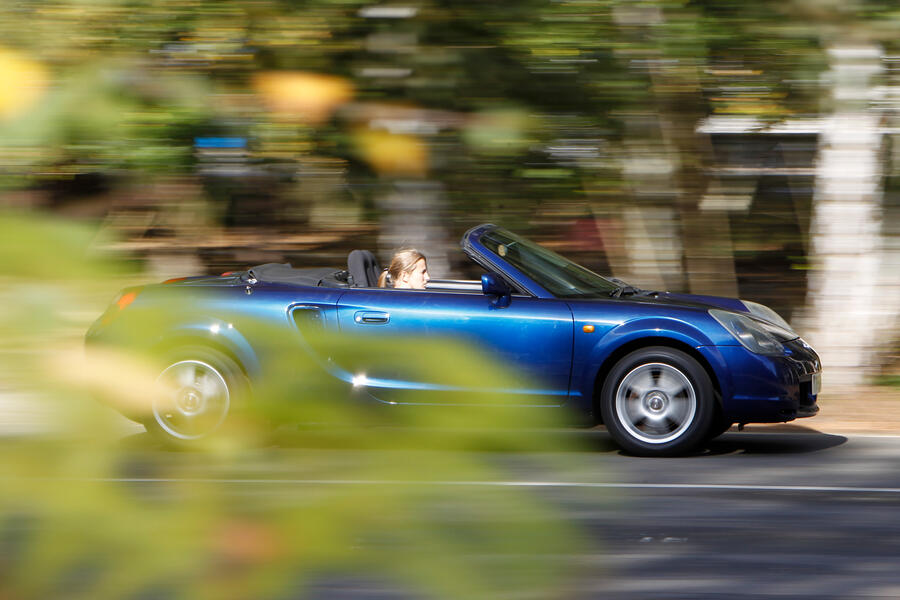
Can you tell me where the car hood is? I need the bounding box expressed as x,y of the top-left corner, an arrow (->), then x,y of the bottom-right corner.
565,290 -> 749,313
625,292 -> 799,335
649,292 -> 749,313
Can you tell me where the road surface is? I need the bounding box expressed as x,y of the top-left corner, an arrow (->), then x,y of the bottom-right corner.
91,428 -> 900,599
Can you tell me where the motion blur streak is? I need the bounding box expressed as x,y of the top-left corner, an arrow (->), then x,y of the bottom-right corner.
1,0 -> 900,596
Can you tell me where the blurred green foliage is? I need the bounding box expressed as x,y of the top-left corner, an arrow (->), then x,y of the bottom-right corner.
0,212 -> 589,599
875,374 -> 900,389
0,0 -> 857,210
3,0 -> 895,290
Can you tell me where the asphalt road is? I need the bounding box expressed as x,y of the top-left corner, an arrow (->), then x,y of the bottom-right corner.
99,428 -> 900,599
543,431 -> 900,599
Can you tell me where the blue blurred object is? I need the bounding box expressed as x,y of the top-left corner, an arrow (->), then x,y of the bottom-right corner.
86,225 -> 821,456
193,137 -> 247,149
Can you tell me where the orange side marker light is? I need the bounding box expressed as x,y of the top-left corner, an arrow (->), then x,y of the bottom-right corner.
102,290 -> 139,325
116,292 -> 138,311
583,324 -> 595,333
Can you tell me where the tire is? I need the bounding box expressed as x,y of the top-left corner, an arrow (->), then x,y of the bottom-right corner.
705,410 -> 733,441
600,347 -> 714,457
145,346 -> 247,446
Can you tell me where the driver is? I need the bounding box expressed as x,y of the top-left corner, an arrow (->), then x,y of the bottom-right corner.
378,249 -> 430,289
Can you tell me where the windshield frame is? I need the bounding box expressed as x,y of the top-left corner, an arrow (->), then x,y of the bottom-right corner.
463,224 -> 621,299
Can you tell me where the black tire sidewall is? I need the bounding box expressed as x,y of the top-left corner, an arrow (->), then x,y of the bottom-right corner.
705,409 -> 733,441
600,346 -> 714,457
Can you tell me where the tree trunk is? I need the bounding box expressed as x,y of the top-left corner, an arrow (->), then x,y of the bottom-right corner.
803,45 -> 887,386
377,180 -> 452,278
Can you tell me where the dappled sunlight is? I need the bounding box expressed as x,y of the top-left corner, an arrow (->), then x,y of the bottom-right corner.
253,71 -> 354,124
0,47 -> 47,120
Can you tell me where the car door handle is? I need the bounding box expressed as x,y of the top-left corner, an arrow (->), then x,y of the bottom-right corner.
354,311 -> 390,324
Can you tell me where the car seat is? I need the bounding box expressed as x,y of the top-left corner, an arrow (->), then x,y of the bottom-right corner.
347,249 -> 382,287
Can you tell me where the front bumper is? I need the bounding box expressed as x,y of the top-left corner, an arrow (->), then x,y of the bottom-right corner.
700,339 -> 821,424
786,338 -> 821,419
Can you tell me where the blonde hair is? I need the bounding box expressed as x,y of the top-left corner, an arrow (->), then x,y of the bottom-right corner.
378,248 -> 426,288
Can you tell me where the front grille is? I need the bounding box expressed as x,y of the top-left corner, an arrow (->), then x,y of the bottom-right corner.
783,338 -> 821,376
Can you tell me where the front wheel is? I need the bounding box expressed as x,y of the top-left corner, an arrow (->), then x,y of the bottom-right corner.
600,347 -> 714,456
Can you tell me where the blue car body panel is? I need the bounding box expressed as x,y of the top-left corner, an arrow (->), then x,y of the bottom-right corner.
566,299 -> 726,414
87,223 -> 821,428
333,288 -> 573,405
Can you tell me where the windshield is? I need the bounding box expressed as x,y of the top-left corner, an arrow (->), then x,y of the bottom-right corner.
479,228 -> 620,298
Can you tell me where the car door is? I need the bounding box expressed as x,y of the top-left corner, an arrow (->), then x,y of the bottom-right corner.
333,288 -> 574,406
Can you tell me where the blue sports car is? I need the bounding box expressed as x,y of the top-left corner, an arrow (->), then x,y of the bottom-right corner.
86,224 -> 821,456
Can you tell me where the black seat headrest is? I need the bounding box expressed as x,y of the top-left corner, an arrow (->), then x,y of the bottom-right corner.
347,249 -> 381,287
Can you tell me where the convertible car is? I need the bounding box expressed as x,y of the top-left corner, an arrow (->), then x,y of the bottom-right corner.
86,224 -> 820,456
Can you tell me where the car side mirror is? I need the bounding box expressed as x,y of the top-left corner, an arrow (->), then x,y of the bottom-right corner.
481,273 -> 511,309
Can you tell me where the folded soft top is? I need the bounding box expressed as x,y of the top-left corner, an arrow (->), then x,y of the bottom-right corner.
247,263 -> 350,288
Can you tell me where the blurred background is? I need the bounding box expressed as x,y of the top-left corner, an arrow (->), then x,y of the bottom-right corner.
1,0 -> 899,385
2,1 -> 900,598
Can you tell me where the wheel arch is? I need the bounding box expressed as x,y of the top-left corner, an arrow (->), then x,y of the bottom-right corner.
150,324 -> 260,387
590,337 -> 722,425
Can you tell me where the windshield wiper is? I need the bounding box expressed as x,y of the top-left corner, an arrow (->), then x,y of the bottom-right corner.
608,278 -> 658,298
607,277 -> 635,298
609,284 -> 638,298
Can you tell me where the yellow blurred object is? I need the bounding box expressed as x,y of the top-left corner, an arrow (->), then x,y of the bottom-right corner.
0,48 -> 47,120
254,71 -> 353,123
54,346 -> 158,418
354,128 -> 428,178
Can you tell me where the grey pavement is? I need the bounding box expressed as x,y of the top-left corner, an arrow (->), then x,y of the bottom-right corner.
104,429 -> 900,599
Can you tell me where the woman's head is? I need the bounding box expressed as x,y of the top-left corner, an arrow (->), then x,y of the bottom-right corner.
378,248 -> 429,289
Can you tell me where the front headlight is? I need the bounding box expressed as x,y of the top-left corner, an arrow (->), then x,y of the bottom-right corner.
741,300 -> 794,333
710,309 -> 796,356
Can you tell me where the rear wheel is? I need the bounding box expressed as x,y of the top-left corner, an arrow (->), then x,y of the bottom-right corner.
146,347 -> 246,445
601,347 -> 714,456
